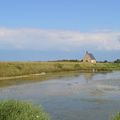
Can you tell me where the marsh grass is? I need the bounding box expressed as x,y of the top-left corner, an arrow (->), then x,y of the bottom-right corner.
112,113 -> 120,120
0,100 -> 50,120
0,62 -> 120,78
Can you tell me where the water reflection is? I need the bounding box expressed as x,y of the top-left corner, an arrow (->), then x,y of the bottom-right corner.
0,71 -> 120,97
0,71 -> 118,88
0,71 -> 120,120
82,73 -> 94,83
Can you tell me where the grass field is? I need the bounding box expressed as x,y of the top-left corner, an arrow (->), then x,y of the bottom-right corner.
0,62 -> 120,78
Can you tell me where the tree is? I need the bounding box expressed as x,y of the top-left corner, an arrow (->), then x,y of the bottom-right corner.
114,59 -> 120,63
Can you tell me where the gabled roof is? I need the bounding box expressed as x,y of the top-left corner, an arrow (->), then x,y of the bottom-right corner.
87,53 -> 96,60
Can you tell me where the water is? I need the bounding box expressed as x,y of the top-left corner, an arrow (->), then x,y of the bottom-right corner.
0,71 -> 120,120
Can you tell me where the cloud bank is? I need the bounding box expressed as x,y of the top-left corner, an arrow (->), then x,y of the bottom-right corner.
0,28 -> 120,51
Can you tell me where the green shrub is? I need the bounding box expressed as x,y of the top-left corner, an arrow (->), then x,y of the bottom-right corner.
0,100 -> 50,120
112,113 -> 120,120
114,59 -> 120,63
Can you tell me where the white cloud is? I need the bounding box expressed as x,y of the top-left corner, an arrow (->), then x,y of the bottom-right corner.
0,28 -> 120,51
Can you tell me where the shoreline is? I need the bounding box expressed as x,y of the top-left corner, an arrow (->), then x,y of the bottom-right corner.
0,73 -> 47,80
0,70 -> 114,81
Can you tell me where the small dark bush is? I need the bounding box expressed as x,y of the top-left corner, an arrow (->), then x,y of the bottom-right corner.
114,59 -> 120,63
104,60 -> 108,63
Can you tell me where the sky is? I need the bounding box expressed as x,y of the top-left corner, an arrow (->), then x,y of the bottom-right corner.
0,0 -> 120,61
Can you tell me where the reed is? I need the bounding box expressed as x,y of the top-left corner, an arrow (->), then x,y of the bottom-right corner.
0,62 -> 120,77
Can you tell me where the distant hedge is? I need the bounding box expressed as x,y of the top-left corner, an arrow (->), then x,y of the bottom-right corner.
0,100 -> 50,120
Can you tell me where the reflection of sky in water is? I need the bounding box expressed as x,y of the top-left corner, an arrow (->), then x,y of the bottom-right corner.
0,71 -> 120,120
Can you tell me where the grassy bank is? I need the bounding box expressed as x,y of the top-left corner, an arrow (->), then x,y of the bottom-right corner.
0,100 -> 50,120
0,62 -> 120,78
112,113 -> 120,120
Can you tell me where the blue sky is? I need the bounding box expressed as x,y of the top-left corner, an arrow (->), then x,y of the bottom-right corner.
0,0 -> 120,61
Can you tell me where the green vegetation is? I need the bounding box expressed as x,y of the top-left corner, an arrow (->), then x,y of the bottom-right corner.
54,63 -> 63,69
114,59 -> 120,63
112,113 -> 120,120
0,62 -> 120,78
0,99 -> 119,120
74,64 -> 81,70
52,59 -> 80,62
0,100 -> 50,120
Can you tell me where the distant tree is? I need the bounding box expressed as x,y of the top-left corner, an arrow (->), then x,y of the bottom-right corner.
104,60 -> 108,63
114,59 -> 120,63
80,59 -> 83,62
53,59 -> 80,62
